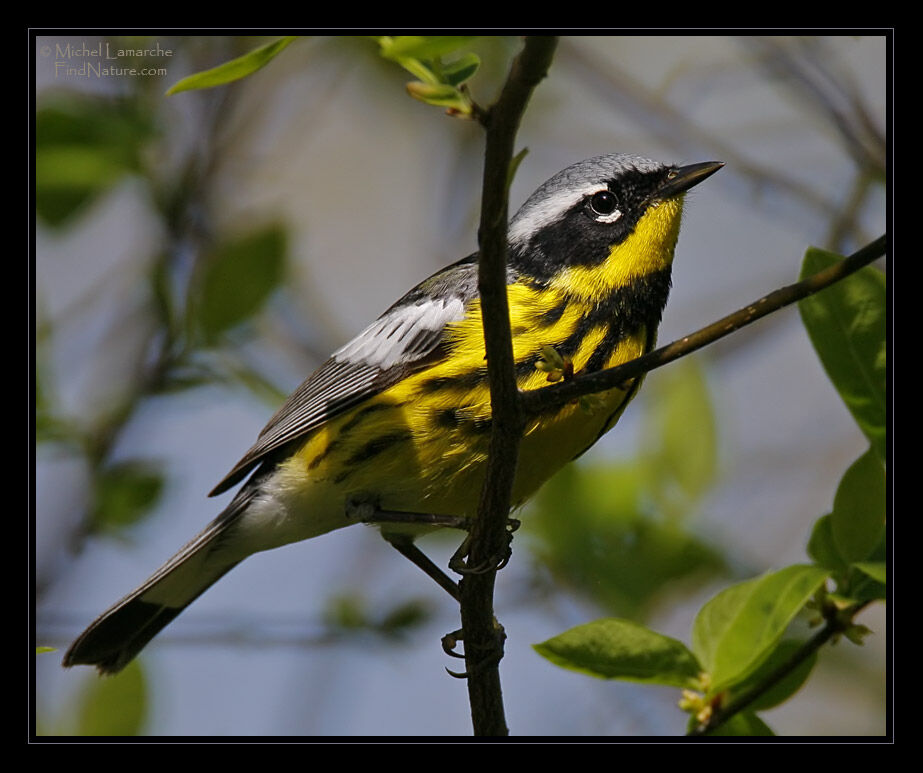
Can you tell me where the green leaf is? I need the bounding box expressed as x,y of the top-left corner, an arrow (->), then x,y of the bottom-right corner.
849,577 -> 886,603
36,360 -> 74,445
644,358 -> 718,518
322,595 -> 430,637
441,52 -> 481,86
692,565 -> 829,693
35,146 -> 129,189
529,462 -> 726,618
379,599 -> 431,635
405,82 -> 472,114
728,639 -> 818,712
706,711 -> 775,736
507,148 -> 529,193
807,514 -> 849,574
441,53 -> 480,87
91,460 -> 164,531
831,449 -> 886,564
75,661 -> 147,736
847,540 -> 886,601
36,646 -> 56,654
692,577 -> 758,676
35,96 -> 156,226
166,36 -> 298,95
534,618 -> 702,688
323,594 -> 370,631
798,247 -> 886,462
853,561 -> 886,584
374,37 -> 480,115
35,95 -> 155,153
377,35 -> 478,62
194,223 -> 287,342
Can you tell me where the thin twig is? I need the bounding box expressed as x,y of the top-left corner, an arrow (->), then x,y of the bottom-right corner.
688,601 -> 871,736
742,37 -> 886,178
460,35 -> 558,738
520,234 -> 887,418
827,172 -> 876,253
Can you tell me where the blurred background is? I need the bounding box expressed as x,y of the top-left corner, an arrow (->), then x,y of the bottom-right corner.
33,34 -> 888,737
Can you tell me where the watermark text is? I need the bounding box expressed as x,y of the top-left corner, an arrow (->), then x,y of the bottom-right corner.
39,39 -> 174,81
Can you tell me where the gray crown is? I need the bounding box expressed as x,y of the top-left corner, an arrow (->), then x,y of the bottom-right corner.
508,154 -> 667,245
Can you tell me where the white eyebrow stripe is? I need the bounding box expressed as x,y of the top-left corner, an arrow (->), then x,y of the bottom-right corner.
506,153 -> 668,247
507,188 -> 589,246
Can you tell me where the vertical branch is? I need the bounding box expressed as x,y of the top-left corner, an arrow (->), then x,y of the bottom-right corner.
460,35 -> 558,737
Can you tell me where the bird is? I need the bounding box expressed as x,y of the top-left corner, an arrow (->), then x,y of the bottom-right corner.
62,153 -> 723,674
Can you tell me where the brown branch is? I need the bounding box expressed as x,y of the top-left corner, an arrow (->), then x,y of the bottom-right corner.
459,35 -> 558,738
457,39 -> 882,737
520,234 -> 887,418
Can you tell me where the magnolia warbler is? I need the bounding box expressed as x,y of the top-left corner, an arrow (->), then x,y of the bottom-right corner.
63,153 -> 722,674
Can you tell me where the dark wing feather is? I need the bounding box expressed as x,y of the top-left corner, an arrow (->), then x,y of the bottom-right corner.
209,255 -> 481,496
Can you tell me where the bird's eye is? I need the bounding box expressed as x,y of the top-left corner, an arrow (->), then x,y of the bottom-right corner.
587,190 -> 621,222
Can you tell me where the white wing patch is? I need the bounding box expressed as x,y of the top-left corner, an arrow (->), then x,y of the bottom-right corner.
333,297 -> 465,369
210,295 -> 467,495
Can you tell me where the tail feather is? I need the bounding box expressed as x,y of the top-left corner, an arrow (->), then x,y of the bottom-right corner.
62,564 -> 239,675
63,490 -> 255,675
62,598 -> 187,675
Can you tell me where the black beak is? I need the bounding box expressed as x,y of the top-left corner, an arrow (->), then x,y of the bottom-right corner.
658,161 -> 724,199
